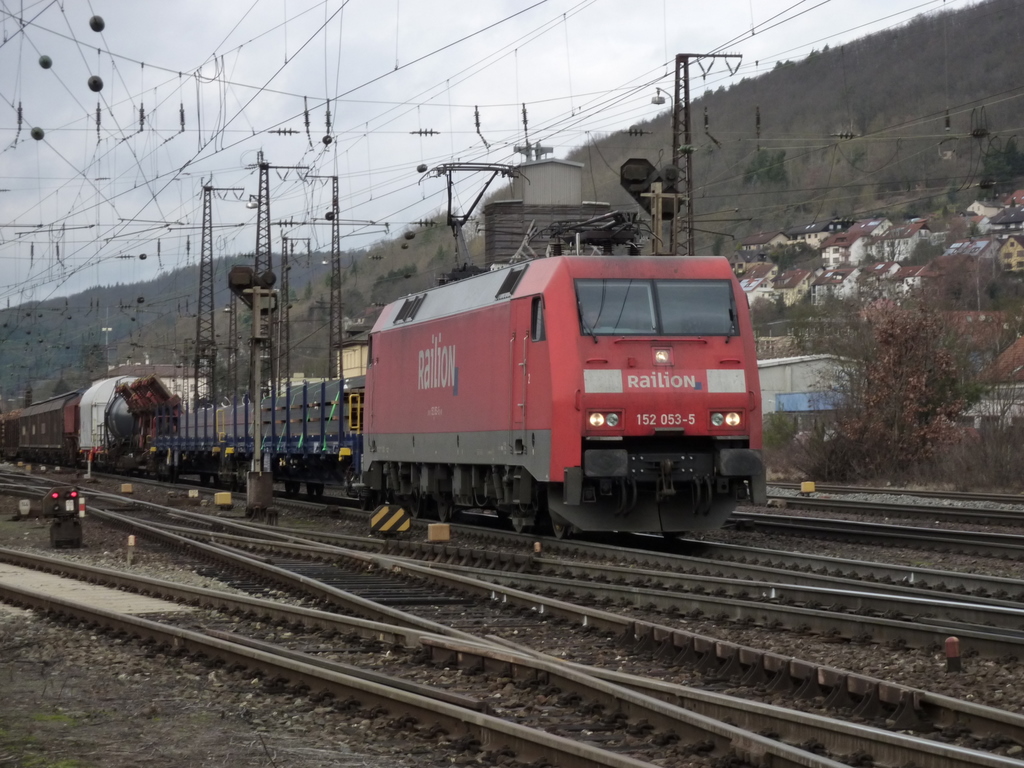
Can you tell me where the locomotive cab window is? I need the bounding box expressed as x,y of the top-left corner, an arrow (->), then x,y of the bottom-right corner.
576,279 -> 655,335
575,278 -> 737,337
655,280 -> 737,336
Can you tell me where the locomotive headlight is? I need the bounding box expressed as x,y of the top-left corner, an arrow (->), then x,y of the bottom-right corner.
725,412 -> 742,427
589,413 -> 605,427
710,412 -> 725,427
605,412 -> 620,427
653,348 -> 672,365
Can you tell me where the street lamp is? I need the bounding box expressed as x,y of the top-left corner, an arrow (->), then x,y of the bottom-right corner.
652,87 -> 672,106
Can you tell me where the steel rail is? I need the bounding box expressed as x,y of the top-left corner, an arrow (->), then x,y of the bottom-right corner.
771,482 -> 1024,507
0,581 -> 665,768
477,636 -> 1024,768
732,511 -> 1024,559
0,551 -> 860,767
767,493 -> 1024,525
160,522 -> 1024,643
5,531 -> 1023,750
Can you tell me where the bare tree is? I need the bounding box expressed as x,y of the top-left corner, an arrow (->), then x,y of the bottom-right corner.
796,300 -> 975,481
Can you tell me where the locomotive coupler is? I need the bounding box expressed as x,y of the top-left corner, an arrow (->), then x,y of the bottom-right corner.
655,459 -> 676,501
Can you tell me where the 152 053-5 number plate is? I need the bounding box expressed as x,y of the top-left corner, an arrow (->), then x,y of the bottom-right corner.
637,413 -> 695,426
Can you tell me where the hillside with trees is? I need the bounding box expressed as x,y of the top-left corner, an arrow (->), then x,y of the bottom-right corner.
4,0 -> 1024,409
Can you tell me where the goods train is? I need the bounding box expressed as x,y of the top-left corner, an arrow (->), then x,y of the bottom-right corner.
0,254 -> 764,537
0,375 -> 363,499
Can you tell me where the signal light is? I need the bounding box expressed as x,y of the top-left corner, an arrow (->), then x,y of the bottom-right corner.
67,490 -> 79,499
50,491 -> 60,499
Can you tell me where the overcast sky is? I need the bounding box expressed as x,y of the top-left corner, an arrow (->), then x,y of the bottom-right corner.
0,0 -> 966,308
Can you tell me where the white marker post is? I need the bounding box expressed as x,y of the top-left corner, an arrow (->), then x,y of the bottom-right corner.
127,534 -> 136,566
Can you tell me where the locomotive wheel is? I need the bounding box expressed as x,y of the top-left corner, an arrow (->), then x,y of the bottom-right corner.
408,491 -> 425,519
511,515 -> 533,534
436,494 -> 454,523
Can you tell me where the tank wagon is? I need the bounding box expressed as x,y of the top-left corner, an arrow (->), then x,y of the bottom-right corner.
360,255 -> 765,536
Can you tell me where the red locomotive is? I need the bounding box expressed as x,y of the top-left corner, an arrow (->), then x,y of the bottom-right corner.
361,255 -> 765,536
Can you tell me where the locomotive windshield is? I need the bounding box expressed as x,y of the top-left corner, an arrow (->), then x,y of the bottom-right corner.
576,279 -> 737,336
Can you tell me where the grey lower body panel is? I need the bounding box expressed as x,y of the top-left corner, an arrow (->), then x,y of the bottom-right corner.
363,430 -> 761,534
363,429 -> 553,482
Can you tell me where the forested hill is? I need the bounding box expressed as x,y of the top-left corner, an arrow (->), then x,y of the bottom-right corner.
5,0 -> 1024,404
565,0 -> 1024,249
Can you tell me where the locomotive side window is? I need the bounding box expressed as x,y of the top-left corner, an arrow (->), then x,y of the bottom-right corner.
576,279 -> 655,335
656,280 -> 737,336
531,296 -> 545,341
575,279 -> 737,336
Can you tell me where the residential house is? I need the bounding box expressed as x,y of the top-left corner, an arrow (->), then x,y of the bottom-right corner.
810,267 -> 860,304
733,231 -> 787,271
866,219 -> 930,262
818,232 -> 856,267
968,199 -> 1004,218
893,264 -> 928,294
964,212 -> 991,235
942,237 -> 1000,261
784,219 -> 849,250
857,261 -> 902,299
989,206 -> 1024,239
999,235 -> 1024,273
1004,190 -> 1024,207
738,262 -> 779,306
819,219 -> 891,267
967,336 -> 1024,428
771,268 -> 813,306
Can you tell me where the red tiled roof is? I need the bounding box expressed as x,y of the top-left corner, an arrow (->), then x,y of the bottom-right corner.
819,232 -> 854,250
860,262 -> 900,278
846,218 -> 888,238
873,220 -> 928,241
987,337 -> 1024,382
772,269 -> 811,290
812,268 -> 856,286
894,265 -> 928,279
743,262 -> 776,280
739,230 -> 784,247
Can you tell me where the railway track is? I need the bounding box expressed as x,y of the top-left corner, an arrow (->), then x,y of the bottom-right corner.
732,510 -> 1024,559
3,548 -> 1024,768
771,482 -> 1024,507
765,492 -> 1024,527
10,469 -> 1024,763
